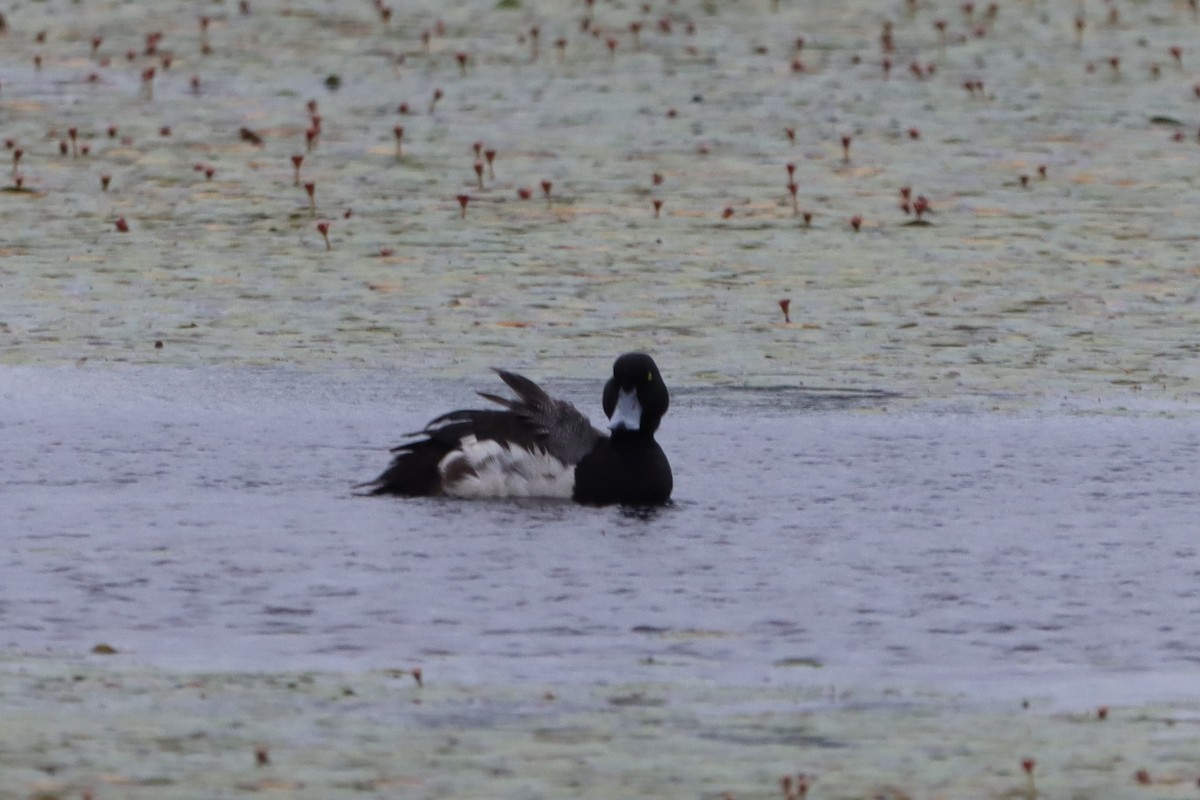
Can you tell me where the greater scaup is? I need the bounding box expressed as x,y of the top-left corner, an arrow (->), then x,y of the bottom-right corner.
360,353 -> 672,506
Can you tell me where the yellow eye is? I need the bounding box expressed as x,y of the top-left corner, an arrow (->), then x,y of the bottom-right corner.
646,371 -> 653,382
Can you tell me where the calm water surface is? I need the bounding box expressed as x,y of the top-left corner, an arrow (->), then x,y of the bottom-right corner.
3,366 -> 1199,703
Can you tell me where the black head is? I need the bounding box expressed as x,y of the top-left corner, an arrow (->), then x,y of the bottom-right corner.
601,353 -> 669,435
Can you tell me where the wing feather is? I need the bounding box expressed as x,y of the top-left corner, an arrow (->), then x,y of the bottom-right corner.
360,370 -> 602,496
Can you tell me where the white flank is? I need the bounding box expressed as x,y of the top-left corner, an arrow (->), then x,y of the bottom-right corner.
440,435 -> 575,499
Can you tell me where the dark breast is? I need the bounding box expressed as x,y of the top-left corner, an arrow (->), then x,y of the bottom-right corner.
573,437 -> 672,506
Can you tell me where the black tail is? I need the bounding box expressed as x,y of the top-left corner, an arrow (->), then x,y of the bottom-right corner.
356,437 -> 452,496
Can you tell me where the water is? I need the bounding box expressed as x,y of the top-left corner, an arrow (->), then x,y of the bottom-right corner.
5,365 -> 1199,704
5,4 -> 1200,796
4,0 -> 1200,722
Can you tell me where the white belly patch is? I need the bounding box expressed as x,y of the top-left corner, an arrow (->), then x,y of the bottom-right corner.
439,436 -> 575,499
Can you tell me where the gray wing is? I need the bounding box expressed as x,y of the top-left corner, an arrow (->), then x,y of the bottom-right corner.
477,369 -> 603,465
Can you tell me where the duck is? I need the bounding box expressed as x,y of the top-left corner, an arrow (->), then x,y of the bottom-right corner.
360,353 -> 672,506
